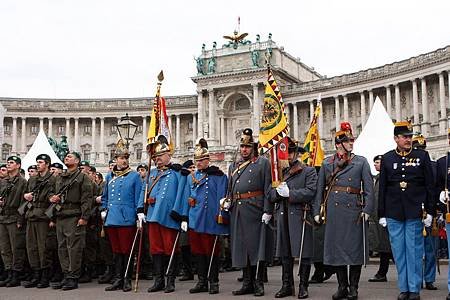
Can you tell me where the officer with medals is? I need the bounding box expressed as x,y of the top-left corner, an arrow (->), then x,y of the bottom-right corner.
378,121 -> 434,300
313,122 -> 374,300
271,137 -> 318,299
172,138 -> 228,294
412,133 -> 439,291
101,139 -> 143,292
140,135 -> 187,293
222,128 -> 274,297
436,129 -> 450,300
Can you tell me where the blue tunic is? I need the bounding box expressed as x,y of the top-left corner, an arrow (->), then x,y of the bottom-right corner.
173,167 -> 229,235
140,166 -> 187,230
101,170 -> 143,227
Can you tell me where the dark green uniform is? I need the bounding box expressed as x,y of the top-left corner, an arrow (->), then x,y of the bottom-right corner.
23,172 -> 55,287
0,174 -> 28,286
51,169 -> 92,280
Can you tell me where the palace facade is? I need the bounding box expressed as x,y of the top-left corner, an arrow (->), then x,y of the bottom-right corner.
1,33 -> 449,172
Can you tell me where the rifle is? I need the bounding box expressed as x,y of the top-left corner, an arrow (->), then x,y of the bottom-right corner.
45,170 -> 82,219
18,172 -> 53,216
0,176 -> 20,214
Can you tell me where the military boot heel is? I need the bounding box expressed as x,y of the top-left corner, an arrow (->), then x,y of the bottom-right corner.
22,269 -> 41,288
105,254 -> 124,291
298,264 -> 311,299
6,270 -> 21,287
208,255 -> 220,295
332,266 -> 349,300
37,268 -> 50,288
0,270 -> 12,287
148,255 -> 165,292
275,257 -> 294,298
347,265 -> 362,300
232,266 -> 254,296
189,255 -> 208,293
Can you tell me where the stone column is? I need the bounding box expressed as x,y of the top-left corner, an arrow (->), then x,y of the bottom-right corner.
39,117 -> 44,132
252,83 -> 260,135
318,100 -> 324,144
368,90 -> 374,112
285,104 -> 291,126
360,92 -> 366,126
197,90 -> 204,138
74,117 -> 79,151
412,79 -> 420,131
220,117 -> 225,146
421,77 -> 430,136
439,72 -> 447,133
385,86 -> 392,117
395,84 -> 401,121
334,96 -> 340,130
12,117 -> 17,153
168,115 -> 172,135
100,117 -> 105,163
176,114 -> 181,149
65,118 -> 70,145
309,100 -> 314,123
343,95 -> 349,121
48,118 -> 53,137
21,118 -> 26,153
208,89 -> 215,140
192,114 -> 197,144
141,116 -> 147,160
293,103 -> 299,140
91,118 -> 96,163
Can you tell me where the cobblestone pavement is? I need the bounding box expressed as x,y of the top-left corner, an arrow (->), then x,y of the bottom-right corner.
0,263 -> 448,300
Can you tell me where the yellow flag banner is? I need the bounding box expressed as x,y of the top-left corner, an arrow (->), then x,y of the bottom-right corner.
301,104 -> 324,167
258,69 -> 288,153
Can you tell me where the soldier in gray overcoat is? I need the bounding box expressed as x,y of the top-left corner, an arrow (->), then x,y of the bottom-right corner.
313,122 -> 374,300
222,128 -> 274,297
271,137 -> 317,299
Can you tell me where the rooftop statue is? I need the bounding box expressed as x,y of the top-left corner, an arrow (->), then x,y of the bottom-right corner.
223,30 -> 251,49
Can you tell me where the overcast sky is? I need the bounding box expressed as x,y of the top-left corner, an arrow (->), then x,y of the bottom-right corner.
1,0 -> 449,99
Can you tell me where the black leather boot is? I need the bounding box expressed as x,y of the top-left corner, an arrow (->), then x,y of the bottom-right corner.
22,269 -> 41,288
298,264 -> 311,299
122,255 -> 134,292
78,265 -> 92,283
37,268 -> 50,288
348,265 -> 362,300
208,255 -> 220,294
148,254 -> 165,292
253,264 -> 265,297
164,254 -> 178,293
179,245 -> 194,281
232,265 -> 254,295
105,254 -> 124,291
309,262 -> 324,283
189,255 -> 208,293
0,270 -> 12,287
6,270 -> 21,287
332,266 -> 349,300
98,265 -> 114,284
61,277 -> 78,290
275,257 -> 294,298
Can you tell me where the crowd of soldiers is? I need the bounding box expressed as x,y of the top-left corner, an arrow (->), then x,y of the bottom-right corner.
0,120 -> 449,300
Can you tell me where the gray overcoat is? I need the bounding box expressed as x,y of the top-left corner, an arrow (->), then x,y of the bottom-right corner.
272,162 -> 317,258
368,174 -> 391,253
313,154 -> 374,266
228,156 -> 274,268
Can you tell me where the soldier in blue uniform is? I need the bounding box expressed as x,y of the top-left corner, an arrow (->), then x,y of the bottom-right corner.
435,129 -> 450,300
140,136 -> 187,293
172,138 -> 228,294
101,139 -> 143,292
378,121 -> 435,300
412,133 -> 439,291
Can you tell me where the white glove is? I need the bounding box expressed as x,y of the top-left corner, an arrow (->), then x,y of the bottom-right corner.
276,182 -> 290,198
100,210 -> 107,221
440,191 -> 449,204
137,213 -> 146,228
379,217 -> 387,227
261,213 -> 272,224
181,221 -> 188,232
314,215 -> 320,224
438,214 -> 445,223
220,198 -> 231,211
423,214 -> 432,227
361,212 -> 370,222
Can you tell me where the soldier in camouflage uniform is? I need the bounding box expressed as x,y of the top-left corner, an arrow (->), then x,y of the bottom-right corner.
0,156 -> 28,287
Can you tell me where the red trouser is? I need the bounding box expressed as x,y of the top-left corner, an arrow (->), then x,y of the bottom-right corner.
106,226 -> 136,254
148,223 -> 179,256
188,231 -> 220,256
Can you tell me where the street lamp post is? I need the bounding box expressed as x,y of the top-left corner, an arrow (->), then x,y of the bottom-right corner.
116,113 -> 138,149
